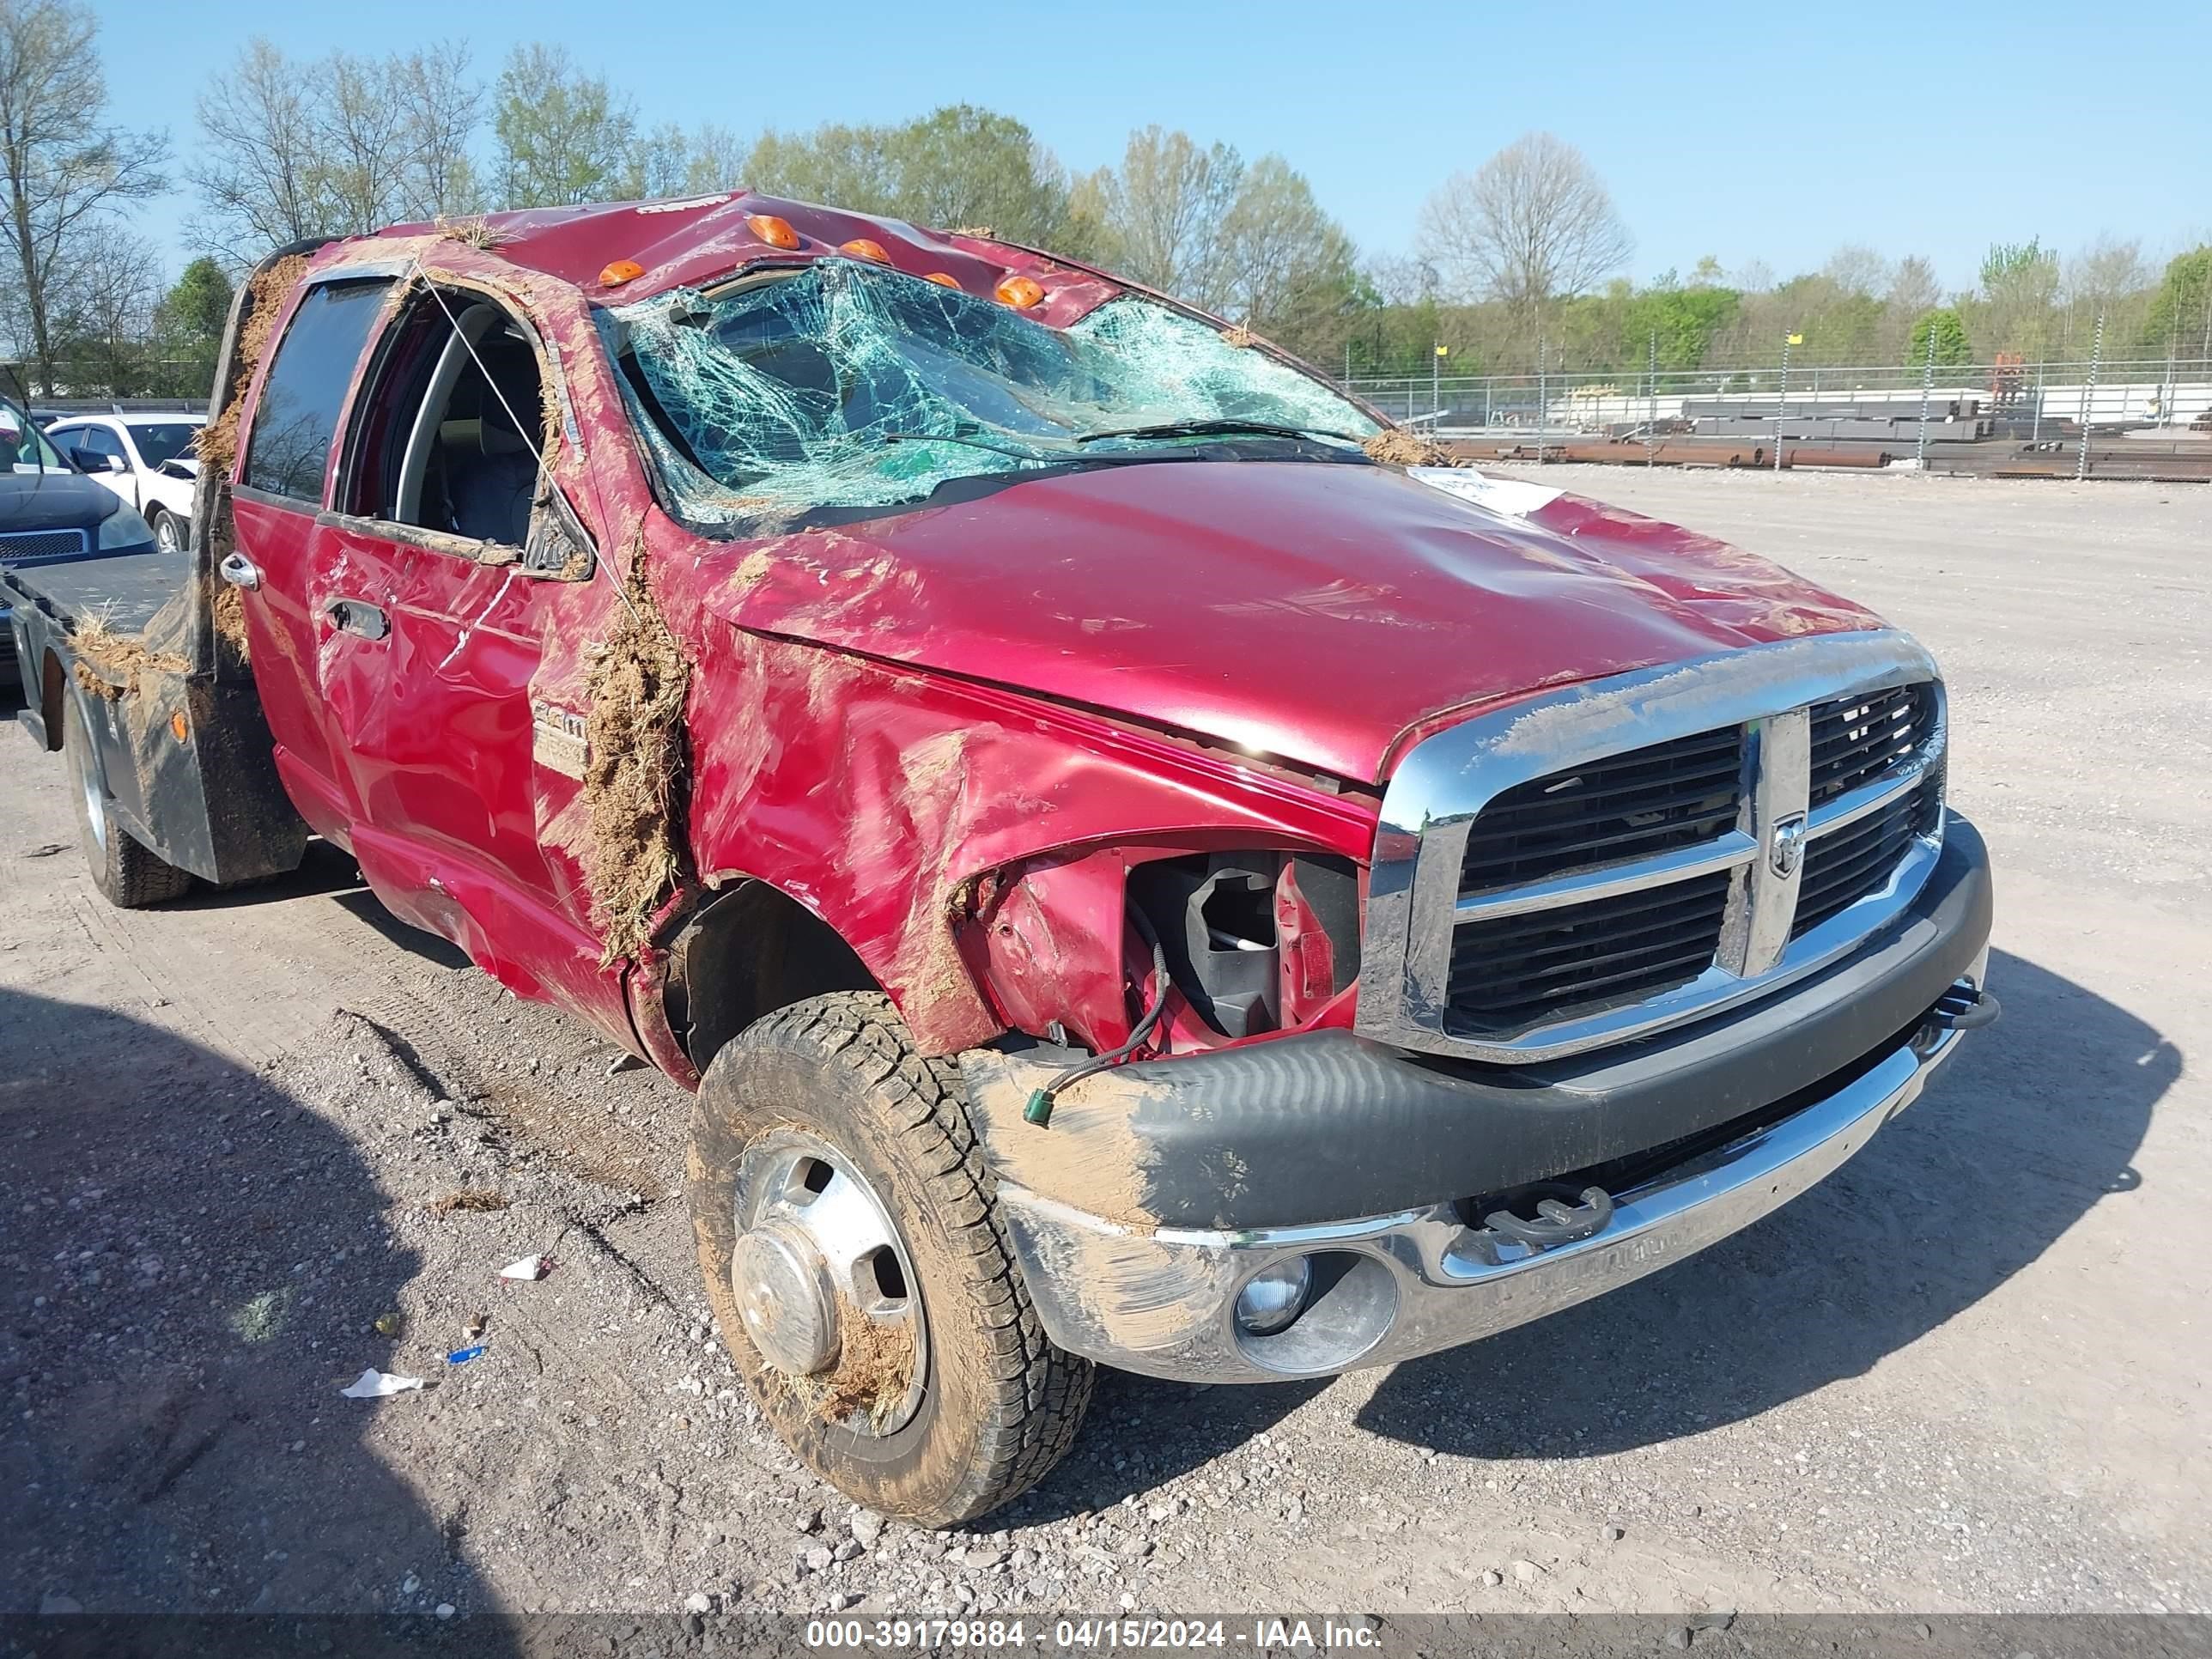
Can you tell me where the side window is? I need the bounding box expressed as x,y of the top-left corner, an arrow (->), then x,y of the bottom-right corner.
83,427 -> 127,465
241,279 -> 392,503
349,292 -> 545,549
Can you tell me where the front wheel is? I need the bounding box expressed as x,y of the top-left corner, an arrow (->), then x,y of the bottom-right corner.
65,690 -> 193,908
150,507 -> 184,553
688,992 -> 1092,1527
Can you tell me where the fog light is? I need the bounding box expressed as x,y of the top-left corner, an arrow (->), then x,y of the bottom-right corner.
1234,1258 -> 1312,1336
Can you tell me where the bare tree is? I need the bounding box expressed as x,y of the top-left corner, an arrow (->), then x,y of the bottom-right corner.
188,40 -> 325,252
0,0 -> 167,392
682,123 -> 747,195
629,123 -> 692,199
192,40 -> 483,258
320,51 -> 412,234
1216,155 -> 1357,338
1095,125 -> 1243,307
50,218 -> 157,393
390,46 -> 482,222
1821,243 -> 1893,298
1886,255 -> 1942,316
1416,132 -> 1630,315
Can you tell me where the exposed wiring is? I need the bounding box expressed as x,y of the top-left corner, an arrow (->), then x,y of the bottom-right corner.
1023,905 -> 1170,1128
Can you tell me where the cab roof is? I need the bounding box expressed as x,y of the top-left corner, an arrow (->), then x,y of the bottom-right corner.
357,191 -> 1128,327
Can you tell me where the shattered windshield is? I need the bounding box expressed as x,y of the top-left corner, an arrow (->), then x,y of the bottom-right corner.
600,260 -> 1378,520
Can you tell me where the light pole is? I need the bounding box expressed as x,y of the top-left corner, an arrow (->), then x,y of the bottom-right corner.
1774,331 -> 1801,473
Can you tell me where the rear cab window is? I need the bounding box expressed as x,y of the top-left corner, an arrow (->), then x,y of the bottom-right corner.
241,279 -> 392,503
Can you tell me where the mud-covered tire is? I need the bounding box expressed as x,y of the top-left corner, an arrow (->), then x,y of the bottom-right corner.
65,690 -> 193,908
690,991 -> 1092,1527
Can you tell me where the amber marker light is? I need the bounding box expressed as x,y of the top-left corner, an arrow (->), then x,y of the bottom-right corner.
746,214 -> 802,249
994,274 -> 1044,309
599,259 -> 645,286
923,272 -> 961,289
839,238 -> 890,262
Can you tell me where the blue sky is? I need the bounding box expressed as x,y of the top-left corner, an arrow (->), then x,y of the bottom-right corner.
103,0 -> 2210,291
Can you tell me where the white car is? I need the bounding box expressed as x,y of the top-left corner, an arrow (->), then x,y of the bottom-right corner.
44,414 -> 204,553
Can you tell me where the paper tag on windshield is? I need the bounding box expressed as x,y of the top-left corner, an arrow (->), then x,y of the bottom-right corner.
1407,466 -> 1563,519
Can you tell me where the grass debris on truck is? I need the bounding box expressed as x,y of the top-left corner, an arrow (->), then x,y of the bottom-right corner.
2,194 -> 1996,1526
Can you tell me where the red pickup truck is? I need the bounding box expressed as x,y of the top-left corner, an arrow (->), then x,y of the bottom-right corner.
5,198 -> 1995,1527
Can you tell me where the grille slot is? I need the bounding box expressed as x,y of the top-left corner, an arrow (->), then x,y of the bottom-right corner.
1808,683 -> 1930,806
1448,871 -> 1731,1034
0,527 -> 89,565
1457,726 -> 1743,896
1792,780 -> 1936,938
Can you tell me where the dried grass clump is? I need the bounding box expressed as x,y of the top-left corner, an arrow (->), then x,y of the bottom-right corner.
70,609 -> 190,701
783,1299 -> 917,1431
434,215 -> 512,250
1219,324 -> 1258,349
582,556 -> 691,964
1362,428 -> 1464,468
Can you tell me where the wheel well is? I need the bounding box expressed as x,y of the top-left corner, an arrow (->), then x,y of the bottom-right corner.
667,881 -> 879,1073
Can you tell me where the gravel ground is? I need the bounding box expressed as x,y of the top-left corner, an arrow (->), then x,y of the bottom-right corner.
2,471 -> 2207,1624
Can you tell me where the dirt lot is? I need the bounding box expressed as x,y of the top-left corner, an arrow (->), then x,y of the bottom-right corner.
3,471 -> 2207,1624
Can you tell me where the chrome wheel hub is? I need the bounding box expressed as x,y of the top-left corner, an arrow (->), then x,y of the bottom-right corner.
731,1130 -> 927,1436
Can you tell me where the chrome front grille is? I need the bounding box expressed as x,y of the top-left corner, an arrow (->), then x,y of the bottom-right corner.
1809,682 -> 1932,806
1358,632 -> 1948,1065
1791,771 -> 1941,939
1457,726 -> 1744,895
1449,868 -> 1735,1033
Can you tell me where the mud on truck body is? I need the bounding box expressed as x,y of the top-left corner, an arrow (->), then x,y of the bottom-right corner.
5,198 -> 1996,1526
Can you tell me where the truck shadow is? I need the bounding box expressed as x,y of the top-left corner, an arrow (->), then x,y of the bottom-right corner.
1352,948 -> 2173,1458
0,987 -> 514,1644
170,838 -> 474,974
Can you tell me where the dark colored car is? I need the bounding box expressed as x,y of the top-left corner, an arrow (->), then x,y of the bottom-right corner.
0,398 -> 159,688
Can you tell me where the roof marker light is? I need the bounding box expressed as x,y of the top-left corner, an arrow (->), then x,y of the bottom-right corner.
599,259 -> 645,286
839,238 -> 890,263
994,274 -> 1044,309
746,214 -> 802,250
923,272 -> 961,289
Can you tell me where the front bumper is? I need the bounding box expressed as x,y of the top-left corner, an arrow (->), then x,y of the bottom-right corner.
999,1006 -> 1983,1382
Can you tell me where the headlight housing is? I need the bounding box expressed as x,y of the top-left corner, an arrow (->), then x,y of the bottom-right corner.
97,503 -> 155,550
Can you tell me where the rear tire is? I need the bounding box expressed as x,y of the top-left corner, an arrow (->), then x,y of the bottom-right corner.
689,991 -> 1092,1527
65,690 -> 193,908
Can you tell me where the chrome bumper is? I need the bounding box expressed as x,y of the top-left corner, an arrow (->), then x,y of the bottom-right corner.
998,1012 -> 1980,1384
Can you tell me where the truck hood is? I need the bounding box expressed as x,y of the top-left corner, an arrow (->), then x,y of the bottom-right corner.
0,467 -> 125,536
703,461 -> 1883,784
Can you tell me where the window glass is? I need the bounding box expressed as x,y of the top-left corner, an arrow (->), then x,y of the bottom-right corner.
126,422 -> 200,468
79,427 -> 126,464
604,263 -> 1376,520
1,399 -> 64,472
242,279 -> 392,502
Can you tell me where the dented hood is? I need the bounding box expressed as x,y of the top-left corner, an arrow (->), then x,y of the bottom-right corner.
703,461 -> 1883,784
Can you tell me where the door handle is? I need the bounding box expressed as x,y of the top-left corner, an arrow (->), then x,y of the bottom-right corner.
326,598 -> 391,641
217,551 -> 260,590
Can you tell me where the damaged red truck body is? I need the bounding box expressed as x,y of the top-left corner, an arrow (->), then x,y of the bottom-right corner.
4,195 -> 1996,1526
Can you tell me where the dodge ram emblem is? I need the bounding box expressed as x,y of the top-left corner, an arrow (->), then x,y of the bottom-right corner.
1770,813 -> 1808,878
